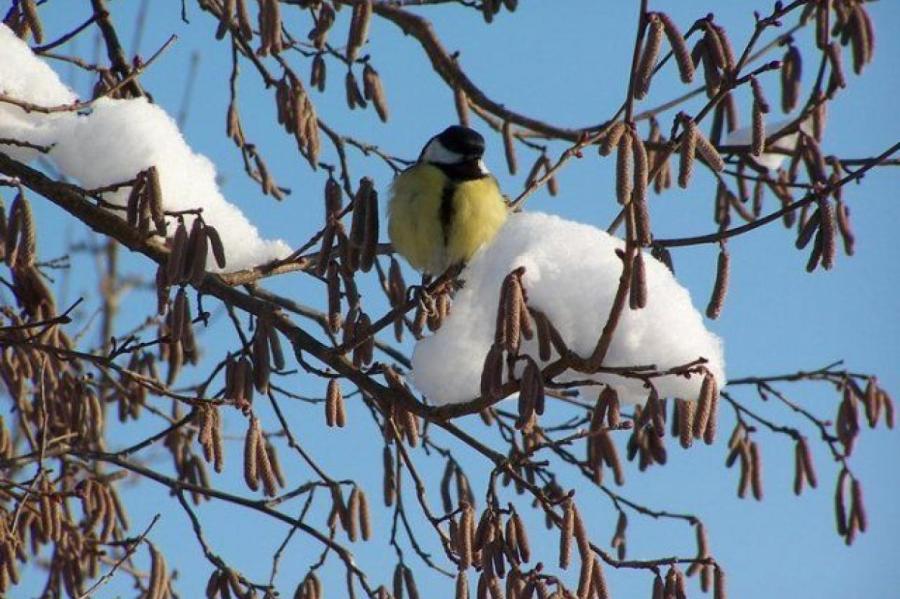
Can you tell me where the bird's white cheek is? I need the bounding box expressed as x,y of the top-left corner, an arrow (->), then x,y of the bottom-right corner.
421,140 -> 464,165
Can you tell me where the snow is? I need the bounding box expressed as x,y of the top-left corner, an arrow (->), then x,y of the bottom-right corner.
412,212 -> 726,406
725,117 -> 812,171
0,25 -> 290,271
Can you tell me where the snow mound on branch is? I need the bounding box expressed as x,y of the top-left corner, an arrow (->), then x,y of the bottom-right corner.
725,118 -> 813,171
0,26 -> 77,163
0,25 -> 289,271
412,212 -> 726,406
50,98 -> 290,270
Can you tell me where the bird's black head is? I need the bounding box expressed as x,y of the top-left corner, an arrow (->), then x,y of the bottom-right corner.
420,126 -> 486,165
419,126 -> 489,180
436,126 -> 485,160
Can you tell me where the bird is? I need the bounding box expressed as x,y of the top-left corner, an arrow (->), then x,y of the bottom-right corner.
388,125 -> 508,276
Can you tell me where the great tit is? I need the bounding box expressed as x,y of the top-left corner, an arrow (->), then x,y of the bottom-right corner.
388,126 -> 508,275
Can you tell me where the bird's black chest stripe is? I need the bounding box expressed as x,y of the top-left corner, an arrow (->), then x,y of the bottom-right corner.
439,180 -> 457,245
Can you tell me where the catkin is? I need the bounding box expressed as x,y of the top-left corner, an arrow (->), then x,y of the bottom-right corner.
363,64 -> 389,122
599,121 -> 626,156
253,322 -> 271,393
795,209 -> 821,250
206,226 -> 227,269
512,513 -> 530,563
706,247 -> 729,319
848,6 -> 871,74
326,260 -> 342,335
693,124 -> 725,172
616,132 -> 633,205
658,12 -> 694,83
632,132 -> 651,245
559,500 -> 574,570
781,45 -> 802,113
459,505 -> 474,569
347,0 -> 372,62
851,479 -> 867,532
629,252 -> 647,310
187,219 -> 209,285
10,192 -> 35,269
22,0 -> 43,44
817,198 -> 836,270
360,187 -> 379,273
325,379 -> 339,427
267,322 -> 285,370
147,543 -> 167,599
751,99 -> 765,157
456,571 -> 469,599
635,14 -> 664,99
503,275 -> 523,354
749,441 -> 763,500
713,566 -> 727,599
244,416 -> 260,491
345,70 -> 366,110
678,117 -> 697,188
702,20 -> 726,72
577,553 -> 594,599
572,503 -> 591,560
215,0 -> 235,39
826,42 -> 846,92
678,399 -> 694,449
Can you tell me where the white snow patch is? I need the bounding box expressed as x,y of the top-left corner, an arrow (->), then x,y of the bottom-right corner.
725,118 -> 813,171
0,25 -> 289,270
412,212 -> 726,406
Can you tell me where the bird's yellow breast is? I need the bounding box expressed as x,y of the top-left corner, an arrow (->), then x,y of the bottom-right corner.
388,164 -> 507,274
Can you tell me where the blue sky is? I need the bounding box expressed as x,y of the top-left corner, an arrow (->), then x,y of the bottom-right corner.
18,1 -> 900,598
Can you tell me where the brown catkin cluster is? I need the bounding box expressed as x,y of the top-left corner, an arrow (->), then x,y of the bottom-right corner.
346,177 -> 380,273
309,3 -> 335,49
273,73 -> 320,171
749,76 -> 769,157
197,404 -> 224,473
316,176 -> 344,276
832,2 -> 875,75
347,0 -> 373,62
440,460 -> 476,514
345,70 -> 368,111
386,257 -> 407,341
325,378 -> 347,428
362,64 -> 390,122
124,167 -> 167,238
626,397 -> 668,472
17,0 -> 43,43
692,17 -> 734,98
382,368 -> 421,447
256,0 -> 283,55
163,216 -> 226,289
793,436 -> 818,495
251,316 -> 285,394
242,416 -> 284,496
481,268 -> 537,402
291,573 -> 323,599
725,423 -> 763,501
